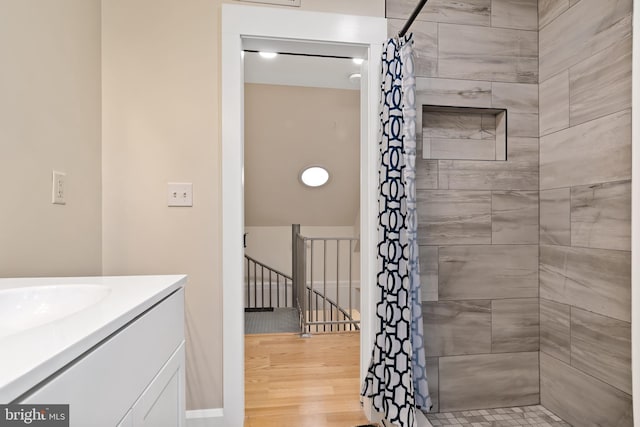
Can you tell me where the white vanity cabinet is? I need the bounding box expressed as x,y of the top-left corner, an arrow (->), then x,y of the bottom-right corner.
19,288 -> 186,427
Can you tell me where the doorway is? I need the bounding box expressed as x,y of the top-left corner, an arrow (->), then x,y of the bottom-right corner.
221,5 -> 387,426
243,51 -> 362,335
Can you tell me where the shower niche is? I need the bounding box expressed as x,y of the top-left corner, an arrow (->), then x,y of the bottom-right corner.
422,105 -> 507,161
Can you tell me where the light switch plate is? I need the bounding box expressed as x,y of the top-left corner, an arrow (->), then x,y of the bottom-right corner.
52,171 -> 66,205
168,183 -> 193,207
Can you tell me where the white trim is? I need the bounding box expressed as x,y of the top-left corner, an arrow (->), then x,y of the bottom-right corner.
186,408 -> 224,419
359,33 -> 383,385
185,408 -> 224,427
632,0 -> 639,421
222,5 -> 386,426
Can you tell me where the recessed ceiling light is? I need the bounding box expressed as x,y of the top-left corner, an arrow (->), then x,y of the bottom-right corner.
349,73 -> 361,81
259,51 -> 278,59
300,166 -> 329,188
352,58 -> 364,65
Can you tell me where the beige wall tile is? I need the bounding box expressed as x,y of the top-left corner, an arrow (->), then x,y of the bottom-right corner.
429,138 -> 496,160
416,159 -> 439,189
539,0 -> 631,81
440,352 -> 539,411
540,188 -> 571,246
540,299 -> 571,363
491,298 -> 539,352
541,353 -> 632,427
438,23 -> 538,83
538,0 -> 569,29
539,70 -> 569,136
416,77 -> 493,108
439,137 -> 538,190
495,113 -> 507,161
569,36 -> 632,126
571,307 -> 631,394
426,357 -> 440,412
481,114 -> 497,136
439,245 -> 538,300
424,111 -> 488,139
540,110 -> 631,190
423,108 -> 506,160
491,82 -> 538,113
491,0 -> 538,30
388,19 -> 438,77
387,0 -> 491,26
423,300 -> 492,356
419,246 -> 438,301
417,190 -> 492,244
571,180 -> 631,251
540,245 -> 631,322
491,191 -> 538,244
508,112 -> 539,137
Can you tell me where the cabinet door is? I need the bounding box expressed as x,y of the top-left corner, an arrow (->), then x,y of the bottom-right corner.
19,289 -> 185,427
132,342 -> 185,427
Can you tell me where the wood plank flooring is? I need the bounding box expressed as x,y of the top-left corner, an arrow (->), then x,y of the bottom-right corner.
245,332 -> 369,427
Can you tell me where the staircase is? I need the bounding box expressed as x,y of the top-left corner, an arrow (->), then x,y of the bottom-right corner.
244,224 -> 360,335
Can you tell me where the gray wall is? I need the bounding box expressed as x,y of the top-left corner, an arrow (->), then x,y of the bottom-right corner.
386,0 -> 540,412
386,0 -> 634,418
538,0 -> 633,425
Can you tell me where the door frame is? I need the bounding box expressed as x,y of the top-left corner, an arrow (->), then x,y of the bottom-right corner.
221,5 -> 386,426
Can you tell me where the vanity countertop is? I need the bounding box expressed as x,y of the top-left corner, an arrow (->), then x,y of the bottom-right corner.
0,275 -> 186,403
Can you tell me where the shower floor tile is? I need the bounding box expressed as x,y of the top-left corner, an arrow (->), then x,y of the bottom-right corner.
426,405 -> 571,426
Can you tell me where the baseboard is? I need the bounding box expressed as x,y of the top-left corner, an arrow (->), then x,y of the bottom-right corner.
185,408 -> 224,427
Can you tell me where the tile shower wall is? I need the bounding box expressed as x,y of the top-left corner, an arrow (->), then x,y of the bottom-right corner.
386,0 -> 540,412
538,0 -> 633,425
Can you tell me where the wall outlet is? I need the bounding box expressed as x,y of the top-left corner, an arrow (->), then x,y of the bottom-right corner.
52,171 -> 66,205
168,182 -> 193,207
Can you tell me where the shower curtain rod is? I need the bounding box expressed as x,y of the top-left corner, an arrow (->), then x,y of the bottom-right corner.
398,0 -> 429,38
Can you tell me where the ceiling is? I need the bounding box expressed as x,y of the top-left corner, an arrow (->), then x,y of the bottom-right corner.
244,51 -> 362,90
243,51 -> 361,227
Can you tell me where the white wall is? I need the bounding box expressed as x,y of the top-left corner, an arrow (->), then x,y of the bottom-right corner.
244,226 -> 293,275
102,0 -> 383,412
232,0 -> 383,16
0,0 -> 102,277
101,0 -> 223,411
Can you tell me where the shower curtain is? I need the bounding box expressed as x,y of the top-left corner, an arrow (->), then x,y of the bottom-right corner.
361,35 -> 431,427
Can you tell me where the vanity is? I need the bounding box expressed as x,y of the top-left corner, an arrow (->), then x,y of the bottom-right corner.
0,275 -> 186,427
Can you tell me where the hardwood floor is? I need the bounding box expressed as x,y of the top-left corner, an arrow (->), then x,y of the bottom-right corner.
245,332 -> 370,427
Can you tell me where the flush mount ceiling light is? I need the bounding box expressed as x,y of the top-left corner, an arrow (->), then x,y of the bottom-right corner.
349,73 -> 361,81
352,58 -> 364,65
259,51 -> 278,59
300,166 -> 330,188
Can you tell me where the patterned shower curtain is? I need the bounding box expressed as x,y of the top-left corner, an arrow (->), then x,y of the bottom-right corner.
361,35 -> 431,427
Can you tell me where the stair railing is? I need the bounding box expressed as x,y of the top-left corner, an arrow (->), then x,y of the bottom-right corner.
244,255 -> 292,308
294,225 -> 360,335
244,225 -> 361,335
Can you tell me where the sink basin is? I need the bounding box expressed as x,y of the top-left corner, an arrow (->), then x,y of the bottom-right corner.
0,285 -> 111,338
